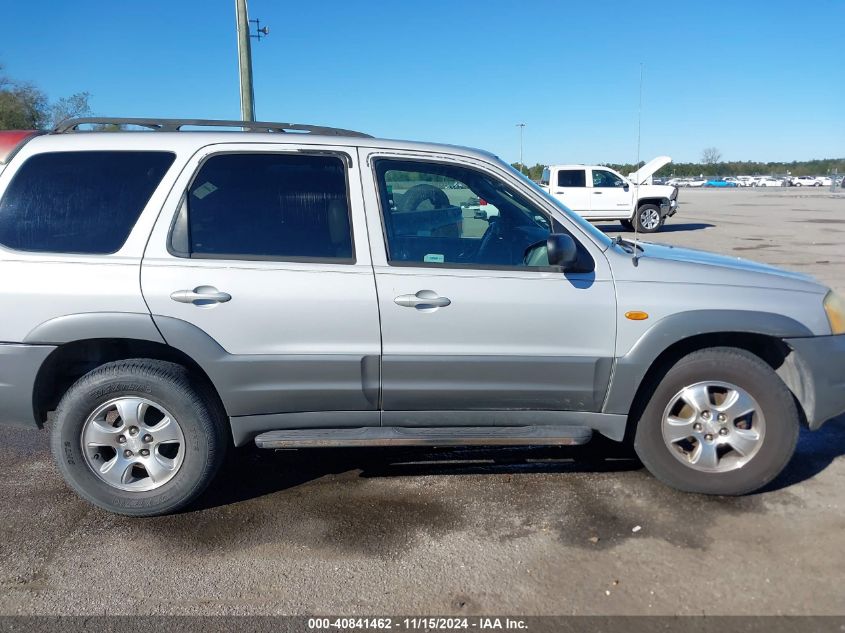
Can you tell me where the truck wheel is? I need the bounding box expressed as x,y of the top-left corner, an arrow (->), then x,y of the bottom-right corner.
620,219 -> 634,231
633,347 -> 799,495
50,359 -> 227,516
635,204 -> 663,233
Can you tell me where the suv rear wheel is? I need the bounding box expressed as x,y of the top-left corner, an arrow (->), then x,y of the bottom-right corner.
50,359 -> 227,516
633,347 -> 799,495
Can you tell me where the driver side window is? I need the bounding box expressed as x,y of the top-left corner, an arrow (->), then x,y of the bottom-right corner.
375,159 -> 556,268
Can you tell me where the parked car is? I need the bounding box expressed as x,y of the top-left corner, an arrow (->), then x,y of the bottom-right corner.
540,157 -> 678,233
756,177 -> 784,187
1,118 -> 844,517
815,176 -> 833,187
792,176 -> 821,187
736,176 -> 757,187
462,196 -> 500,220
704,179 -> 739,188
684,177 -> 708,188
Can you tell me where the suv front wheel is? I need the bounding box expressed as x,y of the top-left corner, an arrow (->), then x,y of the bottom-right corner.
50,359 -> 227,516
634,347 -> 799,495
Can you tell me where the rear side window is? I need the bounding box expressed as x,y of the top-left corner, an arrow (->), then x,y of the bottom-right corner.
557,169 -> 586,187
171,153 -> 353,262
0,151 -> 175,254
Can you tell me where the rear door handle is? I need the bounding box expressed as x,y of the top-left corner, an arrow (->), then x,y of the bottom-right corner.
593,191 -> 603,194
394,290 -> 451,309
170,286 -> 232,305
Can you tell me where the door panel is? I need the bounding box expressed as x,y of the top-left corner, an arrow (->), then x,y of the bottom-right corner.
141,144 -> 381,418
550,168 -> 591,214
375,269 -> 615,412
589,168 -> 634,218
360,151 -> 617,420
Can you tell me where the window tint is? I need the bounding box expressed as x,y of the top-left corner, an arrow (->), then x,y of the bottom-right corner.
178,153 -> 353,261
592,169 -> 625,188
557,169 -> 586,187
0,151 -> 174,254
375,159 -> 560,268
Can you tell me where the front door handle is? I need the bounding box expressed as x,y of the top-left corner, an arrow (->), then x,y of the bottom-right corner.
170,285 -> 232,305
593,191 -> 603,194
394,290 -> 451,309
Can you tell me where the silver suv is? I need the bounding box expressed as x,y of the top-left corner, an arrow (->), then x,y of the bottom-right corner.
1,118 -> 844,516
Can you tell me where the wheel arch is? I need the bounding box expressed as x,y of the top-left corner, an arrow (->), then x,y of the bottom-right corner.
637,196 -> 670,208
604,310 -> 816,440
32,337 -> 226,427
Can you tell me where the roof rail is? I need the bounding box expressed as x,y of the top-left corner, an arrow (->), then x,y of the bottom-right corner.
52,117 -> 373,138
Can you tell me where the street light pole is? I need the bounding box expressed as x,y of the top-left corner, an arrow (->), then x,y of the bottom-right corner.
235,0 -> 255,121
516,123 -> 526,174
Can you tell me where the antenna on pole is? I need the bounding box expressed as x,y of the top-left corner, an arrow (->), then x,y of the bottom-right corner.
632,63 -> 644,264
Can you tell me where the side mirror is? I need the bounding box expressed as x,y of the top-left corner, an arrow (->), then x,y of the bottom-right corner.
546,233 -> 579,269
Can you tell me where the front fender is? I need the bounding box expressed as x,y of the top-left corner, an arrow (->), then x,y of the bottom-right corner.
602,309 -> 813,415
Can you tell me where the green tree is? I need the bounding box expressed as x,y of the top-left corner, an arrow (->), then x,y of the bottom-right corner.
0,63 -> 92,130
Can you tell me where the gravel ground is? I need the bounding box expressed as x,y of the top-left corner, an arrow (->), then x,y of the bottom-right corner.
0,187 -> 843,616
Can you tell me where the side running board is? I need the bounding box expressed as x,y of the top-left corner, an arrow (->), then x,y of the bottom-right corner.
254,425 -> 593,449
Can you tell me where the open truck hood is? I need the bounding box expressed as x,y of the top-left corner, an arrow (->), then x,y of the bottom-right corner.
628,155 -> 672,185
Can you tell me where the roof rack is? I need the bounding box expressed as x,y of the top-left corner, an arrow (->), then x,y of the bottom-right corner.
52,117 -> 373,138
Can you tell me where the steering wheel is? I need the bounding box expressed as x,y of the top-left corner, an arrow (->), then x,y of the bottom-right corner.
475,217 -> 507,264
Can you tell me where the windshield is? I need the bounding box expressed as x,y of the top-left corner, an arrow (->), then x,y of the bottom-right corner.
501,160 -> 613,249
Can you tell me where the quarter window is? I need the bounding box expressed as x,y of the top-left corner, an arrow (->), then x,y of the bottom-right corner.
375,159 -> 565,268
172,153 -> 353,261
0,151 -> 174,254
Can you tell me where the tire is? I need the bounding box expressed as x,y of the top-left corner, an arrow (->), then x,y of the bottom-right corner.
398,183 -> 450,212
634,204 -> 664,233
50,359 -> 227,516
620,218 -> 634,231
633,347 -> 799,495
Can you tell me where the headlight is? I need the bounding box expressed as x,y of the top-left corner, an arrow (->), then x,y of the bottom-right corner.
823,290 -> 845,334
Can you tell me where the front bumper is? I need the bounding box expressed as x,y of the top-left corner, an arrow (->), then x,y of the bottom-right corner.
0,343 -> 55,429
659,199 -> 679,218
784,334 -> 845,429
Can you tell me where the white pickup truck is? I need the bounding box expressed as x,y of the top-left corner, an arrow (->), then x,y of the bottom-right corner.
540,156 -> 678,233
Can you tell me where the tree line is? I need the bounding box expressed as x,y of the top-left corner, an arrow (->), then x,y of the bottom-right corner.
0,63 -> 91,130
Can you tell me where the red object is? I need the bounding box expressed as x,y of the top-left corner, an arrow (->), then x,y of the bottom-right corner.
479,198 -> 487,206
0,130 -> 42,164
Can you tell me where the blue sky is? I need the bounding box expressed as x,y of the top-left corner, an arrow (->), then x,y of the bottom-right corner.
1,0 -> 842,165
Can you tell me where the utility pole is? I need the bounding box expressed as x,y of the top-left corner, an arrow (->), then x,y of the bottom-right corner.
235,0 -> 255,121
516,123 -> 526,174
